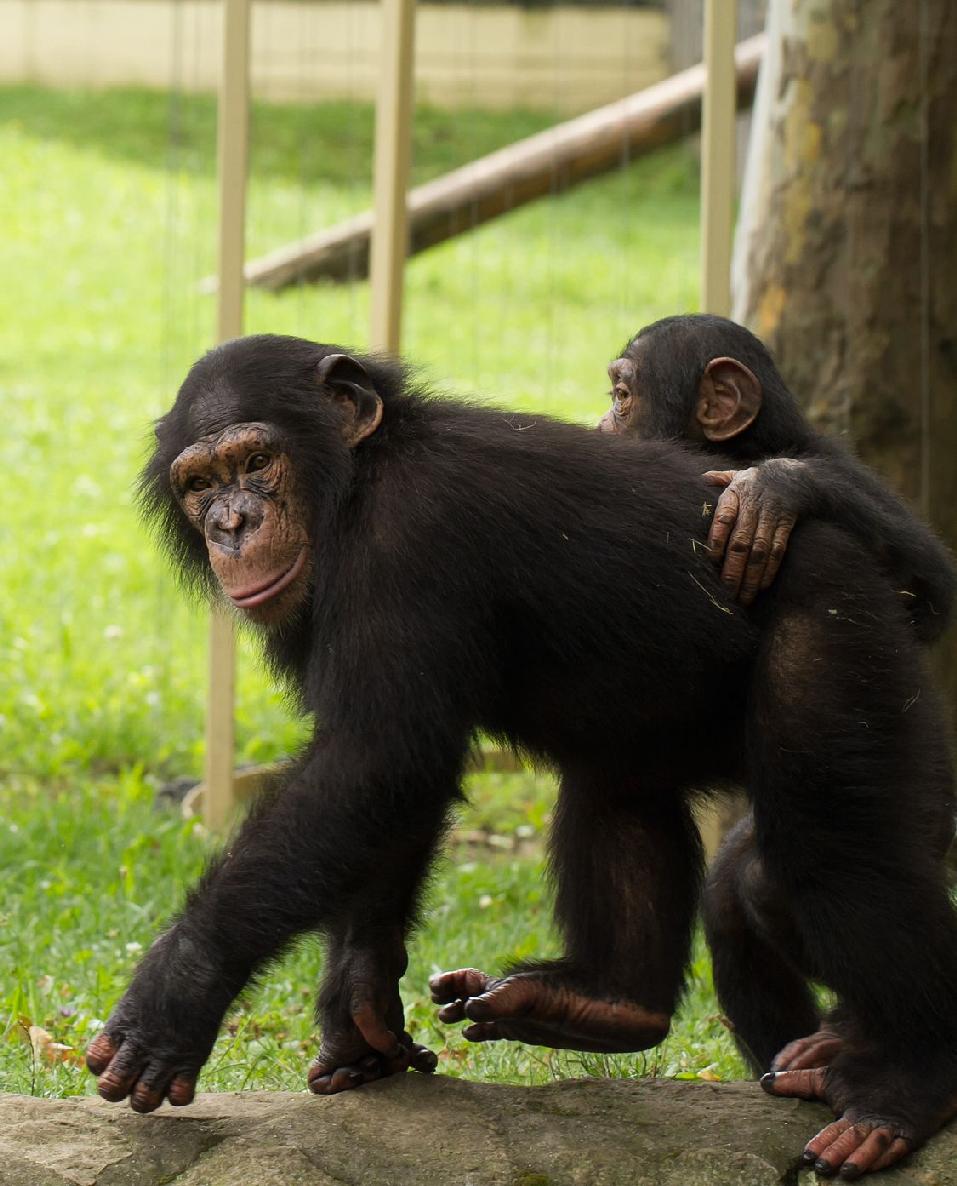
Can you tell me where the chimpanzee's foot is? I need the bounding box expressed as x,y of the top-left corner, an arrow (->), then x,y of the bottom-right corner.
86,1028 -> 203,1113
761,1059 -> 957,1178
772,1026 -> 844,1071
308,998 -> 437,1095
86,930 -> 236,1111
310,977 -> 438,1095
429,967 -> 670,1053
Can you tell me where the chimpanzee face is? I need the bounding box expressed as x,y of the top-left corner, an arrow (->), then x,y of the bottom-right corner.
170,421 -> 312,626
599,354 -> 642,437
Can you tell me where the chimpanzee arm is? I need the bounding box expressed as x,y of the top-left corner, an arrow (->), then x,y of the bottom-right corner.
86,727 -> 464,1111
705,450 -> 956,638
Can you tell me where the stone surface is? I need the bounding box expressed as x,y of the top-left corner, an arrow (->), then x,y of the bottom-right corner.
0,1078 -> 954,1186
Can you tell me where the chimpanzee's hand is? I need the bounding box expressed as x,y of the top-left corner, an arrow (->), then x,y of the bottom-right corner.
308,946 -> 437,1095
703,467 -> 798,605
86,944 -> 231,1112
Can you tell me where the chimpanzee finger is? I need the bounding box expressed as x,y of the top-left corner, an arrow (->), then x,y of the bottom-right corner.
168,1074 -> 197,1106
737,511 -> 778,606
437,999 -> 468,1023
130,1063 -> 178,1114
706,488 -> 741,563
701,469 -> 739,488
838,1127 -> 901,1179
868,1137 -> 911,1173
429,968 -> 496,1004
759,516 -> 796,591
382,1045 -> 413,1075
308,1053 -> 379,1094
807,1121 -> 870,1177
737,543 -> 770,605
408,1042 -> 438,1073
462,975 -> 538,1021
309,1066 -> 365,1094
95,1040 -> 148,1102
773,1030 -> 843,1072
761,1067 -> 828,1100
462,1021 -> 504,1043
719,502 -> 760,600
801,1118 -> 850,1166
85,1031 -> 120,1075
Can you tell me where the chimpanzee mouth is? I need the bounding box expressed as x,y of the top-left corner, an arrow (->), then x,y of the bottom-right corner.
228,547 -> 308,609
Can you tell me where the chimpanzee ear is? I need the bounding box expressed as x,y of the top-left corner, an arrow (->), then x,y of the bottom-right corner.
694,356 -> 762,442
316,353 -> 384,446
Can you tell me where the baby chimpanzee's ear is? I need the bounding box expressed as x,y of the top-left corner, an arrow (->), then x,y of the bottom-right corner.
316,353 -> 383,446
694,356 -> 762,442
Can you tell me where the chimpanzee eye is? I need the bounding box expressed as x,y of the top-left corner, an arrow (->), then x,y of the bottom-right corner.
246,452 -> 271,473
187,475 -> 211,493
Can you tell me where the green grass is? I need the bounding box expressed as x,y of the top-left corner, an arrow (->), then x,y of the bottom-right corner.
0,83 -> 744,1098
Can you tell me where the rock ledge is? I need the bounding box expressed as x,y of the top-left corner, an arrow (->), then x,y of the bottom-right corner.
0,1077 -> 953,1186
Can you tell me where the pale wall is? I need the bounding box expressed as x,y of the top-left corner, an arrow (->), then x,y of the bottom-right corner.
0,1 -> 669,112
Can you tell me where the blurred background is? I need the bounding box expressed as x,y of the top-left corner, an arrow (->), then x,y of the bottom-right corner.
0,0 -> 953,1100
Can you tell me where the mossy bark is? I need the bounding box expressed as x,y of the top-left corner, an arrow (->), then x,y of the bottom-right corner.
734,0 -> 957,709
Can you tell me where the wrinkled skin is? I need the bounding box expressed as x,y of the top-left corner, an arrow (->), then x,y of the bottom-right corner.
85,931 -> 231,1112
308,937 -> 437,1095
762,1061 -> 957,1179
170,422 -> 312,624
773,1025 -> 846,1073
702,466 -> 798,605
429,968 -> 670,1053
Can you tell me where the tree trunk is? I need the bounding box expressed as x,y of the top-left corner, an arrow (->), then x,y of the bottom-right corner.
733,0 -> 957,714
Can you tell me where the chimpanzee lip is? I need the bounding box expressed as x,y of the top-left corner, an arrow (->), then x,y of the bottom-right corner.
228,547 -> 308,609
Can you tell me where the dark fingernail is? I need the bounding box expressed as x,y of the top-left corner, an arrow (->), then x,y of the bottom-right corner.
348,1070 -> 363,1083
759,1072 -> 775,1091
815,1160 -> 837,1176
840,1165 -> 863,1181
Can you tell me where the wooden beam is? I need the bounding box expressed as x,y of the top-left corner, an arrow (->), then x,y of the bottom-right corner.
700,0 -> 738,315
204,0 -> 250,831
697,0 -> 739,861
182,747 -> 526,819
231,34 -> 764,292
369,0 -> 416,353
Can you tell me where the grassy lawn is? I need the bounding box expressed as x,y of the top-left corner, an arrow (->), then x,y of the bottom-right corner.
0,84 -> 745,1098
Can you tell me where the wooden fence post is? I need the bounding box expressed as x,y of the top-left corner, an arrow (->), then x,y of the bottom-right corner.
204,0 -> 251,830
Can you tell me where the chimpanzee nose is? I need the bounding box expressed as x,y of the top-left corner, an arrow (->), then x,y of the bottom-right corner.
206,492 -> 264,552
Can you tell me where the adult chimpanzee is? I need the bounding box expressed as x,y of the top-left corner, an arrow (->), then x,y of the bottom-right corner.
601,314 -> 956,1177
87,335 -> 957,1179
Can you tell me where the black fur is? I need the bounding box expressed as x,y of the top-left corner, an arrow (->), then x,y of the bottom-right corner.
623,317 -> 956,1136
100,334 -> 956,1140
623,314 -> 956,642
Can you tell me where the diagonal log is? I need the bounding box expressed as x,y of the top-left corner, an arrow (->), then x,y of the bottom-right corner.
236,34 -> 764,292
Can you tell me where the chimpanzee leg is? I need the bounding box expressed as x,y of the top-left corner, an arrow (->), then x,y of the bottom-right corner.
432,771 -> 696,1051
308,830 -> 449,1095
747,527 -> 957,1176
88,738 -> 461,1110
703,814 -> 820,1072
